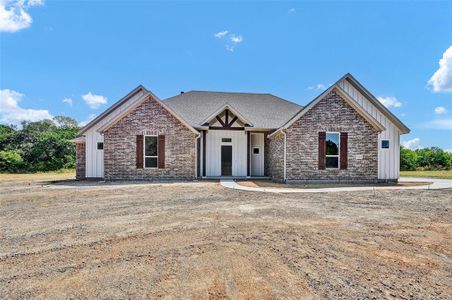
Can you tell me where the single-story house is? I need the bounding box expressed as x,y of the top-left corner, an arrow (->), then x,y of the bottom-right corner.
72,73 -> 410,183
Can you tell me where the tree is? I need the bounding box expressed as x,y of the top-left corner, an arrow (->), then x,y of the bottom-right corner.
429,147 -> 451,169
0,117 -> 79,173
400,147 -> 418,171
0,150 -> 24,173
0,124 -> 16,151
53,116 -> 79,128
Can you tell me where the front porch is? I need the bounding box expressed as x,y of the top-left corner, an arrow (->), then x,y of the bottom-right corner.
196,106 -> 269,179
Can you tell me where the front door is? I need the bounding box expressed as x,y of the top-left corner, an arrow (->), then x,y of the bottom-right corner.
221,145 -> 232,176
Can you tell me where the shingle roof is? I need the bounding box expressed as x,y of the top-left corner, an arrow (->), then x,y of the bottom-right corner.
164,91 -> 302,129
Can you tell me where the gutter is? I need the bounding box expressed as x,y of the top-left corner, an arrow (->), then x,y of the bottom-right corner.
283,129 -> 287,183
195,131 -> 201,178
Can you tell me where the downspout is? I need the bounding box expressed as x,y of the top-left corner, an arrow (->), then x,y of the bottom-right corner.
195,132 -> 201,179
282,129 -> 287,183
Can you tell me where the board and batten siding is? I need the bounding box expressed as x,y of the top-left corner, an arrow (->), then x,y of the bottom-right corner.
338,79 -> 400,180
83,90 -> 148,178
205,130 -> 247,177
250,133 -> 265,176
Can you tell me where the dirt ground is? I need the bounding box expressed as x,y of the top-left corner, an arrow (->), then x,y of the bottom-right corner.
0,180 -> 451,299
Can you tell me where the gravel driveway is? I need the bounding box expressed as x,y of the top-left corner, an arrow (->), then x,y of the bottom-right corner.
0,181 -> 451,299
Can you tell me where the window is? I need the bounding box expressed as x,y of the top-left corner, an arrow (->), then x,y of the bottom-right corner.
381,140 -> 390,149
144,136 -> 158,168
97,142 -> 103,150
325,132 -> 339,168
222,138 -> 232,143
253,148 -> 259,154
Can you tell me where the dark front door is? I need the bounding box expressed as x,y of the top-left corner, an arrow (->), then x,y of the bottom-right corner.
221,145 -> 232,176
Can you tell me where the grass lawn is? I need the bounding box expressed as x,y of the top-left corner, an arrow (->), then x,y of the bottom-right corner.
400,170 -> 452,179
0,169 -> 75,182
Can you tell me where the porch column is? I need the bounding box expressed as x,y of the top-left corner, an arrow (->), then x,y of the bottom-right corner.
247,131 -> 250,176
202,130 -> 206,177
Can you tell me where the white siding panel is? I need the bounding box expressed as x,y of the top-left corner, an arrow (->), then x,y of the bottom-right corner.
205,130 -> 247,177
338,80 -> 400,180
251,133 -> 264,176
83,90 -> 147,178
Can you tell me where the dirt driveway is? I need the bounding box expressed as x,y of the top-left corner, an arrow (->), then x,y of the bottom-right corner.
0,181 -> 451,299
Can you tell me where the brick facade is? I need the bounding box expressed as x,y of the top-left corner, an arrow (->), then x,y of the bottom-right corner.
269,90 -> 379,182
267,132 -> 285,182
78,90 -> 380,182
103,95 -> 197,180
75,143 -> 86,180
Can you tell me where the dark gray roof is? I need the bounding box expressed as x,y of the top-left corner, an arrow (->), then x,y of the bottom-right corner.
164,91 -> 302,129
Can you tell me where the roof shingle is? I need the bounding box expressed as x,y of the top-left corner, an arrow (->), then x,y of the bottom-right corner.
164,91 -> 302,129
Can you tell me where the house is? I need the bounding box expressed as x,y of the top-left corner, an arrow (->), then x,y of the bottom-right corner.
72,73 -> 410,183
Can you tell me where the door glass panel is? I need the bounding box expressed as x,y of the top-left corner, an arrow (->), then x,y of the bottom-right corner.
221,146 -> 232,176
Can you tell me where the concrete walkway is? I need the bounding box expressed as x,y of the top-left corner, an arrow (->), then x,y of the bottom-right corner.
220,177 -> 452,193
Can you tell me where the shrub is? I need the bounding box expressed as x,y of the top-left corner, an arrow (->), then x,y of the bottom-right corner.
0,150 -> 24,173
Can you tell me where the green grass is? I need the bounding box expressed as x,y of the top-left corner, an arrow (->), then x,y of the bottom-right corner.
400,170 -> 452,179
0,169 -> 75,182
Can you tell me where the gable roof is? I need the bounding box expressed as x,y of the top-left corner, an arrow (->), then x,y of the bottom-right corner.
200,103 -> 253,126
269,73 -> 410,138
78,85 -> 198,136
343,73 -> 410,134
78,85 -> 147,135
96,93 -> 199,135
164,91 -> 302,129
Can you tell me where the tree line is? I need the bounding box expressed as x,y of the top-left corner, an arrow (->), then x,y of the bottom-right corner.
400,147 -> 452,171
0,117 -> 79,173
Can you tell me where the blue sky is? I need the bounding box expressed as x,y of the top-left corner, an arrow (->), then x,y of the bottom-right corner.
1,1 -> 451,150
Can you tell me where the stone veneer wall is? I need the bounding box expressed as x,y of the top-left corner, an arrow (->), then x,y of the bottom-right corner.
267,132 -> 285,182
103,96 -> 197,180
284,90 -> 379,182
75,143 -> 86,180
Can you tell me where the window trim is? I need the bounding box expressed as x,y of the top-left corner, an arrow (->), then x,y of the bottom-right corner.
143,135 -> 158,169
325,132 -> 340,169
381,139 -> 390,150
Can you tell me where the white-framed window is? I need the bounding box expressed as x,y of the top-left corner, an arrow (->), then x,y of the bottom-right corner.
381,139 -> 390,149
144,135 -> 158,168
326,132 -> 340,169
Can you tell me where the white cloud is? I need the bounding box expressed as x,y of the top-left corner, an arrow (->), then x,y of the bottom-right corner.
214,30 -> 243,52
428,46 -> 452,92
401,137 -> 421,150
0,0 -> 44,33
82,92 -> 107,109
423,118 -> 452,130
79,113 -> 96,127
214,30 -> 228,38
307,83 -> 326,91
377,96 -> 402,108
226,34 -> 243,52
0,89 -> 52,125
62,97 -> 73,107
434,106 -> 447,114
230,34 -> 243,44
288,8 -> 296,13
